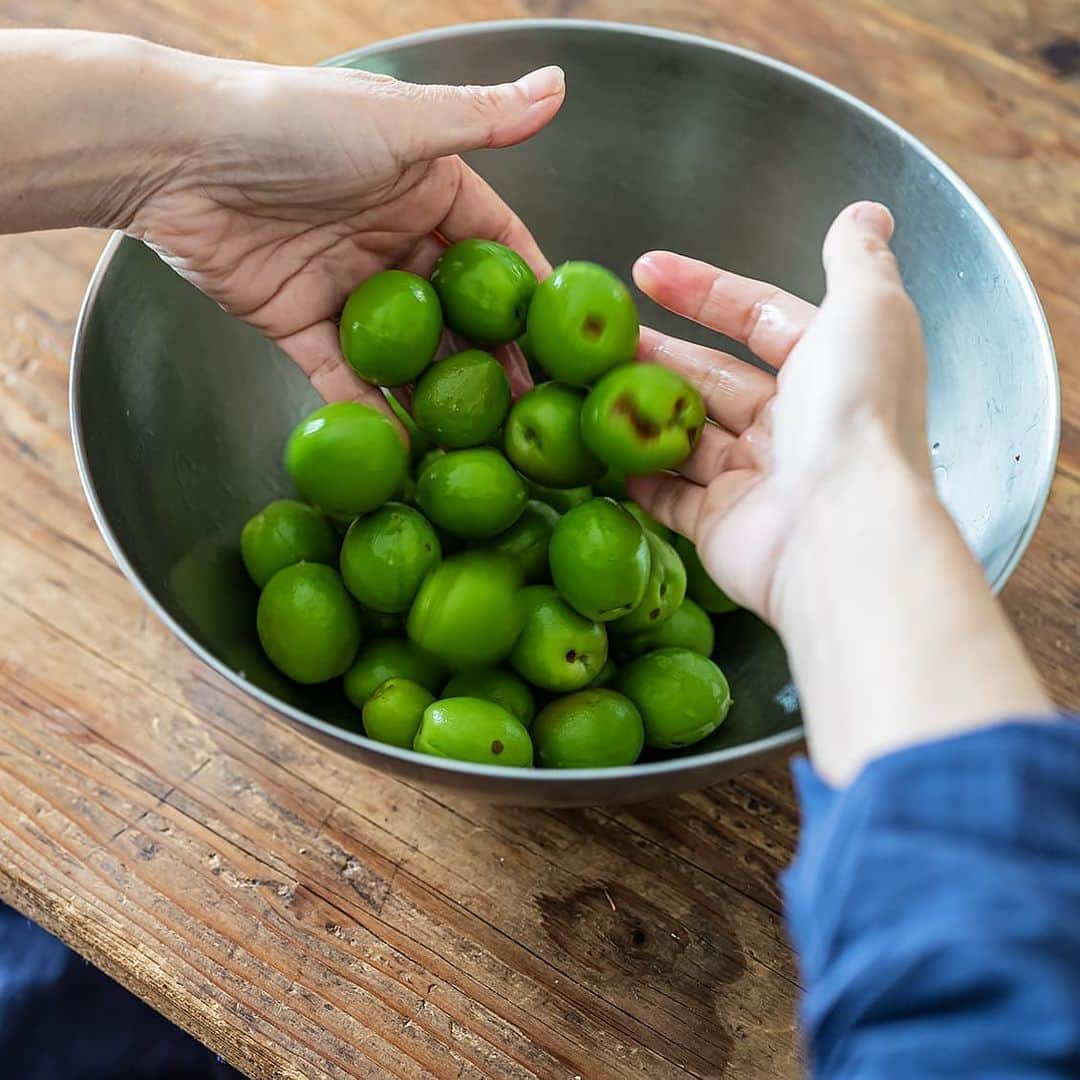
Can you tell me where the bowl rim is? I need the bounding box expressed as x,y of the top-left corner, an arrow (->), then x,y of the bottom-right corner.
69,18 -> 1059,786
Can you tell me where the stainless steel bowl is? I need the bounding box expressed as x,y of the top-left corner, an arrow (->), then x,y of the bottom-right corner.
70,20 -> 1059,805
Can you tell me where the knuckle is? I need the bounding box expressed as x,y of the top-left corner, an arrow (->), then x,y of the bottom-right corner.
700,359 -> 738,404
695,274 -> 727,324
467,84 -> 503,113
854,232 -> 888,258
742,287 -> 784,347
862,282 -> 916,322
342,68 -> 395,88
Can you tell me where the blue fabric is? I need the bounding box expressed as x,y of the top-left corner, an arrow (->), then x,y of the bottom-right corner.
783,719 -> 1080,1078
0,907 -> 240,1079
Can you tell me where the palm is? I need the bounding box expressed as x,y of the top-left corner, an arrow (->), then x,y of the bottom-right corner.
627,252 -> 821,618
696,424 -> 787,615
123,64 -> 560,411
134,158 -> 456,354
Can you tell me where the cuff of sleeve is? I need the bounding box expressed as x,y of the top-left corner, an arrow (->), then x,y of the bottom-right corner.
781,718 -> 1080,1072
784,719 -> 1080,968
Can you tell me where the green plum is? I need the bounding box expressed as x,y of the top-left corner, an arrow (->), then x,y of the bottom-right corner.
430,239 -> 537,345
518,326 -> 546,384
434,525 -> 465,555
504,382 -> 604,488
617,598 -> 715,659
510,585 -> 608,691
580,363 -> 706,473
343,637 -> 446,708
675,535 -> 739,613
285,402 -> 407,517
412,349 -> 511,448
593,468 -> 629,500
356,605 -> 404,638
585,657 -> 618,689
517,326 -> 535,364
385,391 -> 431,464
416,448 -> 526,539
406,551 -> 524,669
525,480 -> 594,513
532,689 -> 644,768
339,270 -> 441,386
362,677 -> 434,749
621,500 -> 673,543
609,531 -> 686,633
548,498 -> 650,621
442,668 -> 536,728
329,512 -> 356,535
480,500 -> 559,583
240,499 -> 338,588
339,502 -> 440,613
616,647 -> 731,749
526,262 -> 638,384
414,697 -> 533,767
414,446 -> 446,479
257,563 -> 361,684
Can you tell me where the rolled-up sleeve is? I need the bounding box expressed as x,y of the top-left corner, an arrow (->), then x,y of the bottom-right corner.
782,720 -> 1080,1078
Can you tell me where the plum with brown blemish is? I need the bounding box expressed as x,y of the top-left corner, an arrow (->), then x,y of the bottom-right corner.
580,363 -> 706,474
526,261 -> 639,386
510,585 -> 609,691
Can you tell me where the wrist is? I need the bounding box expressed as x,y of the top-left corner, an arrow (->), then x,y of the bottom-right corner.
769,424 -> 938,638
769,422 -> 1052,786
89,35 -> 226,230
0,31 -> 223,232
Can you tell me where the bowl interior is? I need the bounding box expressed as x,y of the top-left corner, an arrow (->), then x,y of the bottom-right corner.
73,21 -> 1056,799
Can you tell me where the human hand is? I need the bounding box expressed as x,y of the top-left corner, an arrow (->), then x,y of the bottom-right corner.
628,202 -> 932,622
121,51 -> 564,418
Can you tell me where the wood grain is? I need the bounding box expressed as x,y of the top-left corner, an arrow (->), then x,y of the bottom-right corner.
0,2 -> 1076,1078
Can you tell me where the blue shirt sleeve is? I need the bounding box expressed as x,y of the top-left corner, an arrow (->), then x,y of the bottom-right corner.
782,719 -> 1080,1079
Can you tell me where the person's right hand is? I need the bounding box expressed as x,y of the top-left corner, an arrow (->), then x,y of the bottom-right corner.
115,46 -> 564,420
629,202 -> 933,622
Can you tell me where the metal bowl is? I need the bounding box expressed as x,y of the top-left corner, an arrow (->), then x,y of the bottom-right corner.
71,20 -> 1058,806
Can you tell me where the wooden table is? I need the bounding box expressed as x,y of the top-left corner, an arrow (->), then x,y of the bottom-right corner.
0,2 -> 1076,1077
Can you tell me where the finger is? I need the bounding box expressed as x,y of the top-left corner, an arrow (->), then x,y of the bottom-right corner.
398,234 -> 447,277
627,472 -> 706,540
360,66 -> 565,163
633,252 -> 816,367
277,320 -> 408,443
677,422 -> 737,486
821,201 -> 901,296
630,470 -> 760,551
698,468 -> 762,524
438,161 -> 551,278
638,325 -> 776,434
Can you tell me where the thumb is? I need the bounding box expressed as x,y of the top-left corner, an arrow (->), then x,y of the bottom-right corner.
371,66 -> 565,163
821,201 -> 902,297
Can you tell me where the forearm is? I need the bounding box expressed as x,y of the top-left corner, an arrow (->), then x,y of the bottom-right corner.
0,30 -> 215,233
774,424 -> 1053,786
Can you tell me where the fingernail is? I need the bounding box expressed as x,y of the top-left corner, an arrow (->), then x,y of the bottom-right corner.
632,252 -> 658,285
514,65 -> 565,102
851,201 -> 895,238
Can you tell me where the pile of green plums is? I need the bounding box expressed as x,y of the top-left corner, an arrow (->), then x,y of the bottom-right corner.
242,240 -> 737,770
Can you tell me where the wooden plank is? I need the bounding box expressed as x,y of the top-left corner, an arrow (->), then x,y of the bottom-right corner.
880,1 -> 1080,83
0,1 -> 1075,1077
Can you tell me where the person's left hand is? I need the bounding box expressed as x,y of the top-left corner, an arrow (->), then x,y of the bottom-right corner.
121,58 -> 564,418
